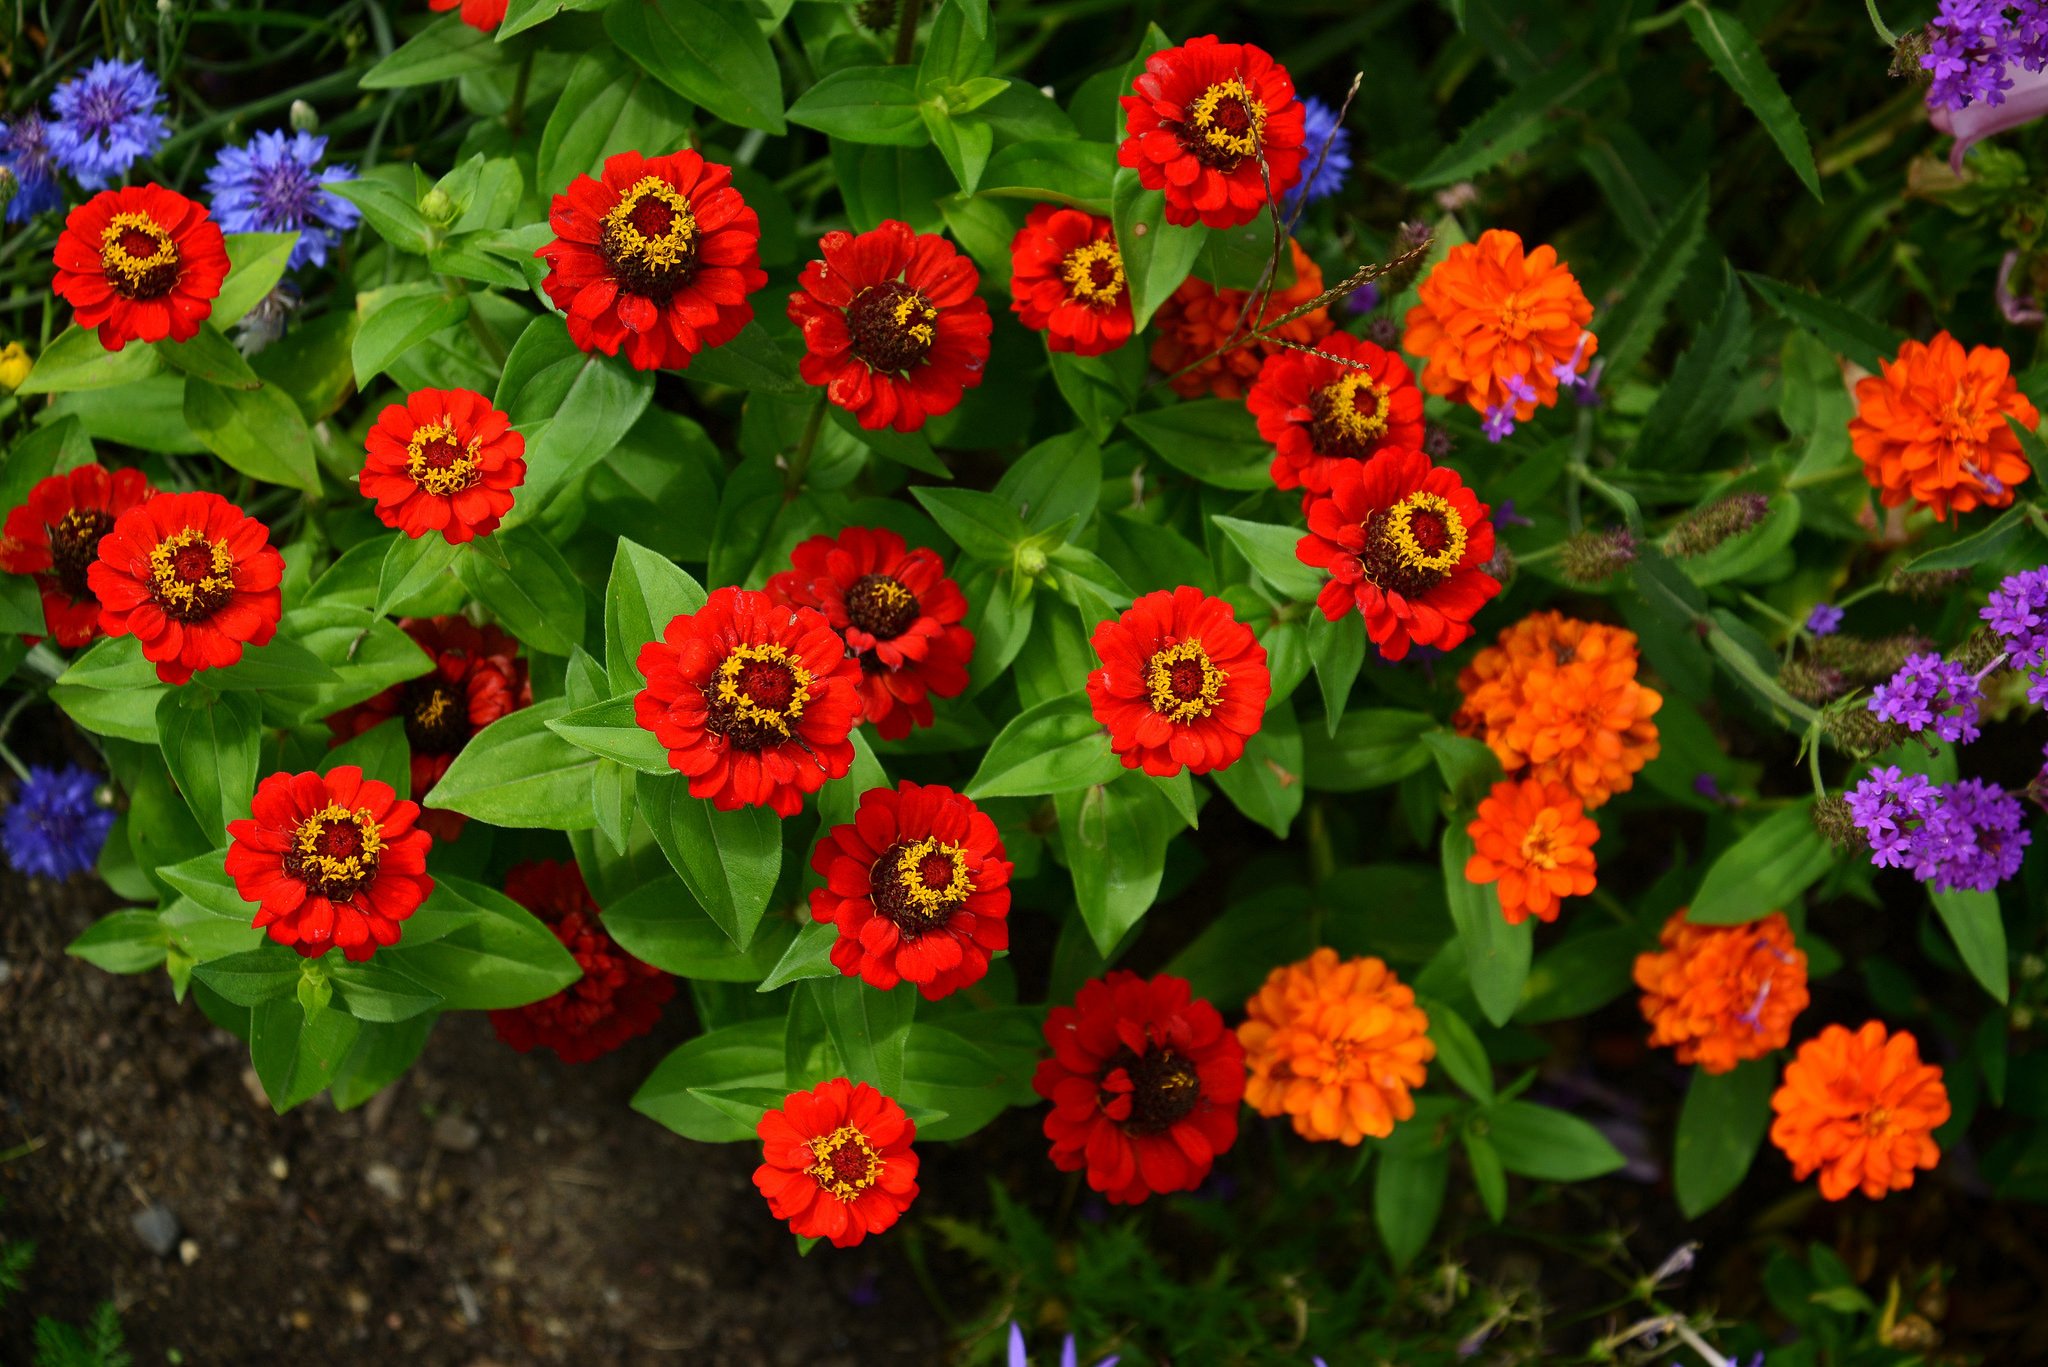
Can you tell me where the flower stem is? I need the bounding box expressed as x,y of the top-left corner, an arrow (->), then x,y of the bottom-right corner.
892,0 -> 921,65
786,395 -> 828,492
506,52 -> 535,136
1864,0 -> 1900,47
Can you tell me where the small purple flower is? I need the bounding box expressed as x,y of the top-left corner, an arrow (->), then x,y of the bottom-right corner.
1924,0 -> 2024,111
1346,281 -> 1381,314
203,129 -> 360,270
46,58 -> 169,188
1482,403 -> 1516,443
1914,777 -> 2031,891
2,764 -> 116,880
1983,564 -> 2048,701
1806,603 -> 1845,636
1285,96 -> 1352,211
1492,498 -> 1533,529
0,110 -> 62,222
1846,765 -> 1940,869
1868,652 -> 1982,744
1549,333 -> 1592,388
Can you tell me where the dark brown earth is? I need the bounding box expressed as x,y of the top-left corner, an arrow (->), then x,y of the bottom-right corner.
0,871 -> 947,1367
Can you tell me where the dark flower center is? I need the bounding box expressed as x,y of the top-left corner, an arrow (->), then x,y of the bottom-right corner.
1358,492 -> 1468,600
1060,240 -> 1125,305
846,280 -> 937,374
403,678 -> 468,753
98,211 -> 181,300
1175,78 -> 1265,170
702,643 -> 812,751
145,527 -> 235,621
48,507 -> 113,600
869,836 -> 973,934
1145,640 -> 1226,724
805,1124 -> 883,1202
1105,1045 -> 1202,1134
405,421 -> 481,497
599,174 -> 698,302
844,573 -> 919,640
284,805 -> 383,900
1308,371 -> 1394,459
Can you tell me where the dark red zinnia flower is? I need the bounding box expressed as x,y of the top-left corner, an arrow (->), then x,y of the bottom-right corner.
1033,970 -> 1245,1205
0,464 -> 153,647
764,527 -> 974,741
428,0 -> 507,30
633,586 -> 863,818
1246,333 -> 1425,494
1086,586 -> 1270,778
807,781 -> 1011,1000
325,616 -> 531,842
488,859 -> 675,1063
787,219 -> 992,432
1296,448 -> 1500,662
53,185 -> 230,351
86,490 -> 283,685
535,149 -> 766,373
360,387 -> 526,544
1007,204 -> 1133,358
1117,35 -> 1306,230
754,1078 -> 919,1248
224,765 -> 434,962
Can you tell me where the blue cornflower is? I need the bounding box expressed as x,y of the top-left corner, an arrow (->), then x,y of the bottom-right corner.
203,129 -> 361,270
1806,603 -> 1845,636
47,58 -> 169,188
0,110 -> 63,222
1284,97 -> 1352,210
2,764 -> 116,880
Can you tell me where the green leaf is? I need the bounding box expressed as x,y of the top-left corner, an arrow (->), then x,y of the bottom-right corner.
1111,168 -> 1204,331
1903,502 -> 2029,574
1688,802 -> 1833,924
453,527 -> 589,657
830,406 -> 952,478
158,850 -> 254,923
965,692 -> 1122,798
1484,1100 -> 1626,1181
1412,64 -> 1603,188
1631,265 -> 1750,470
1058,776 -> 1188,957
250,997 -> 361,1112
923,107 -> 994,195
1674,1059 -> 1775,1217
603,537 -> 707,691
67,910 -> 171,975
156,688 -> 260,843
495,317 -> 656,524
633,1017 -> 786,1142
1421,998 -> 1494,1103
602,876 -> 793,981
759,921 -> 844,991
1464,1128 -> 1507,1222
380,875 -> 581,1009
1164,887 -> 1317,1007
536,49 -> 695,193
1931,887 -> 2009,1004
429,699 -> 601,830
328,175 -> 431,256
1374,1149 -> 1449,1269
978,140 -> 1117,211
352,283 -> 469,388
681,322 -> 802,393
183,378 -> 320,493
376,532 -> 463,617
1684,6 -> 1823,201
606,0 -> 786,134
329,1015 -> 437,1112
1123,400 -> 1270,490
155,324 -> 261,389
1210,699 -> 1304,838
1212,516 -> 1320,600
1594,178 -> 1708,385
203,635 -> 340,691
325,717 -> 413,799
361,13 -> 511,88
1740,273 -> 1899,373
911,485 -> 1031,562
497,0 -> 612,39
1302,709 -> 1436,791
1515,925 -> 1649,1024
788,66 -> 926,145
1308,610 -> 1366,737
213,233 -> 301,327
548,696 -> 673,772
813,976 -> 915,1095
328,962 -> 444,1024
14,325 -> 163,395
193,946 -> 304,1006
1442,826 -> 1533,1027
636,772 -> 782,950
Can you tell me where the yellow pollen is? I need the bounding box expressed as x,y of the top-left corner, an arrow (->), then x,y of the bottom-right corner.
1318,371 -> 1393,445
1517,818 -> 1561,870
890,292 -> 937,348
1188,78 -> 1266,159
292,804 -> 384,889
602,176 -> 698,270
1383,492 -> 1469,575
713,643 -> 813,739
1060,240 -> 1125,305
98,211 -> 178,287
415,690 -> 453,729
146,528 -> 235,612
863,578 -> 915,612
805,1124 -> 883,1202
893,837 -> 974,923
404,420 -> 484,497
1145,639 -> 1228,724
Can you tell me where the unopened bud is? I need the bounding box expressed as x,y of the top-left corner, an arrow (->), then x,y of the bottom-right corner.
1779,658 -> 1849,704
1014,543 -> 1048,578
1811,630 -> 1932,685
1380,221 -> 1433,294
2020,952 -> 2045,980
1560,528 -> 1636,584
1663,493 -> 1770,558
289,99 -> 319,133
420,187 -> 456,225
1883,1315 -> 1940,1351
1822,701 -> 1909,757
1886,564 -> 1971,599
855,0 -> 899,30
1480,542 -> 1516,588
1811,793 -> 1865,850
1951,624 -> 2008,675
1890,29 -> 1933,81
1423,424 -> 1455,460
1366,315 -> 1401,349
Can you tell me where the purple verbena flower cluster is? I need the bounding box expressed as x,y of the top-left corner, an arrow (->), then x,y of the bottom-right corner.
1982,564 -> 2048,702
1924,1 -> 2048,112
1868,652 -> 1983,744
1846,766 -> 2030,891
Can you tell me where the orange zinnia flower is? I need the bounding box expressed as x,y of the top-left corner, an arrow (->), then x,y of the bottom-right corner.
1770,1021 -> 1949,1201
1464,778 -> 1598,925
1633,908 -> 1809,1074
1148,239 -> 1332,401
1238,948 -> 1434,1146
1401,228 -> 1596,420
1848,330 -> 2036,520
1453,611 -> 1661,810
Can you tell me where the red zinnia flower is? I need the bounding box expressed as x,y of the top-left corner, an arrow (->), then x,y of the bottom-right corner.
1246,334 -> 1425,494
787,219 -> 992,432
1033,971 -> 1245,1205
1117,35 -> 1306,230
52,185 -> 230,351
754,1078 -> 919,1248
764,527 -> 974,741
0,464 -> 153,647
224,765 -> 434,962
1086,586 -> 1270,777
360,387 -> 527,544
807,781 -> 1012,1000
488,859 -> 675,1063
325,616 -> 531,842
1007,204 -> 1133,357
535,149 -> 766,373
428,0 -> 507,31
86,490 -> 283,685
633,587 -> 863,817
1297,448 -> 1500,661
